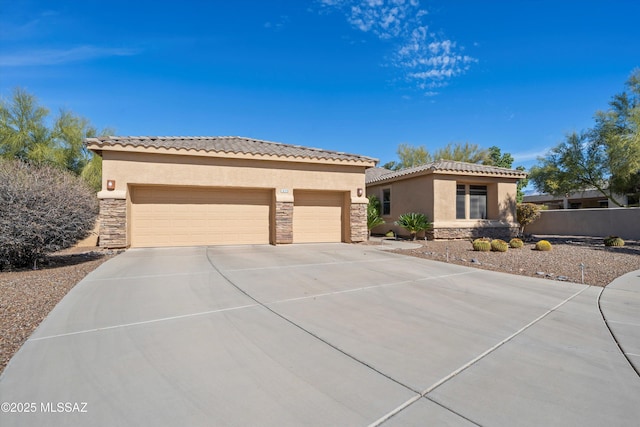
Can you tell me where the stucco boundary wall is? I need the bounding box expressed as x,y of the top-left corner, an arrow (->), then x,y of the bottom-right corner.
526,207 -> 640,240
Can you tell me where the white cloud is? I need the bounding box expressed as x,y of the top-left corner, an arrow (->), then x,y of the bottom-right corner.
512,148 -> 551,163
0,45 -> 139,67
264,15 -> 290,30
317,0 -> 475,94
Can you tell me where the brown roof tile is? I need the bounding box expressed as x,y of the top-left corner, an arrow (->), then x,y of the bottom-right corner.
366,160 -> 527,184
86,136 -> 378,164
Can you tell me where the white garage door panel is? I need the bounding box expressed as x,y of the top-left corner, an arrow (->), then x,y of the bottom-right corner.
293,191 -> 343,243
132,187 -> 271,247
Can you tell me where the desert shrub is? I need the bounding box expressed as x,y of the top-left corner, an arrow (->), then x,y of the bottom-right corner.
535,240 -> 552,251
395,212 -> 431,240
509,238 -> 524,248
604,236 -> 625,247
516,203 -> 542,235
0,159 -> 98,270
472,238 -> 491,252
491,239 -> 509,252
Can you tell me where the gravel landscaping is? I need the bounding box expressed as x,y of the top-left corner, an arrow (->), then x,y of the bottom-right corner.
1,237 -> 639,374
382,235 -> 640,287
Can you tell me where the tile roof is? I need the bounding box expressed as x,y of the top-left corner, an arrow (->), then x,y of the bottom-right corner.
366,160 -> 528,184
86,136 -> 378,164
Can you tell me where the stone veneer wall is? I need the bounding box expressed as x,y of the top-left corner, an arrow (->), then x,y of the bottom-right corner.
275,201 -> 293,244
99,199 -> 127,248
427,226 -> 519,240
350,203 -> 368,243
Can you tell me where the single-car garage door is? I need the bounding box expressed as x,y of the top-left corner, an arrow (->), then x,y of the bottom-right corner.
131,186 -> 271,247
293,191 -> 344,243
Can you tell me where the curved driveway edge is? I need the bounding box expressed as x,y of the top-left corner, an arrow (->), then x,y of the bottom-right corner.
599,269 -> 640,374
1,244 -> 639,426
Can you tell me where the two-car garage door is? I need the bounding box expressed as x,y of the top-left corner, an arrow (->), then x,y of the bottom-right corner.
130,186 -> 344,247
131,186 -> 271,247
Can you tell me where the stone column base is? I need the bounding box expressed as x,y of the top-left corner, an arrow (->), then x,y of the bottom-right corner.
275,201 -> 293,244
99,199 -> 127,248
350,203 -> 368,243
428,226 -> 519,240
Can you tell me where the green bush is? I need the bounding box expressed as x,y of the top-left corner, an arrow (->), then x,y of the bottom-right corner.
604,236 -> 625,247
366,195 -> 385,234
491,239 -> 509,252
509,238 -> 524,248
0,159 -> 98,270
472,238 -> 491,252
516,203 -> 542,235
535,240 -> 552,251
395,212 -> 431,240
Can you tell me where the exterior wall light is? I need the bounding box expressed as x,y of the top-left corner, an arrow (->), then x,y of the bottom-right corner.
357,188 -> 364,197
106,180 -> 116,191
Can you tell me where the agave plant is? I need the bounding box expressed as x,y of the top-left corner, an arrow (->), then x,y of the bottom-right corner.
395,212 -> 431,240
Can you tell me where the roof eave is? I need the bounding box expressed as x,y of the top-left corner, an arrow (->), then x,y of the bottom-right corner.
366,168 -> 527,185
86,140 -> 378,167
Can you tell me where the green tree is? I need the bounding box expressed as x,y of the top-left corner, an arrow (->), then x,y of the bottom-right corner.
514,166 -> 529,203
529,69 -> 640,207
384,142 -> 502,171
484,145 -> 514,168
432,142 -> 488,163
483,145 -> 528,202
381,160 -> 398,170
516,203 -> 542,236
591,69 -> 640,199
0,88 -> 52,163
0,87 -> 110,191
394,143 -> 431,170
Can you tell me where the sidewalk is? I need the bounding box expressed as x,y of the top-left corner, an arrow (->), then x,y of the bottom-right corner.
367,236 -> 423,250
599,269 -> 640,374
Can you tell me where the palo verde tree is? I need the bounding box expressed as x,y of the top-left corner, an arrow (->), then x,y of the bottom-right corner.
382,142 -> 489,170
0,87 -> 111,192
382,142 -> 529,202
433,142 -> 488,164
529,69 -> 640,206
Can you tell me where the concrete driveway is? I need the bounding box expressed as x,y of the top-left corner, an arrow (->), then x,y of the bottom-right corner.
1,244 -> 639,426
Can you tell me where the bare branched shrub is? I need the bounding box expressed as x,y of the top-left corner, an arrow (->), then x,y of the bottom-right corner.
0,159 -> 98,270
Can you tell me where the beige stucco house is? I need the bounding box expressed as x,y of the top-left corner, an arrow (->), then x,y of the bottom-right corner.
86,136 -> 377,248
366,160 -> 528,239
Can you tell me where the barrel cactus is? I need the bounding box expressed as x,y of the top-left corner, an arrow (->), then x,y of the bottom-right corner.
491,239 -> 509,252
509,238 -> 524,249
604,236 -> 625,247
472,238 -> 491,252
535,240 -> 552,251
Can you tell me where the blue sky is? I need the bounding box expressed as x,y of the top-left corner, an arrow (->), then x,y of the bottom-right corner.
1,0 -> 639,171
